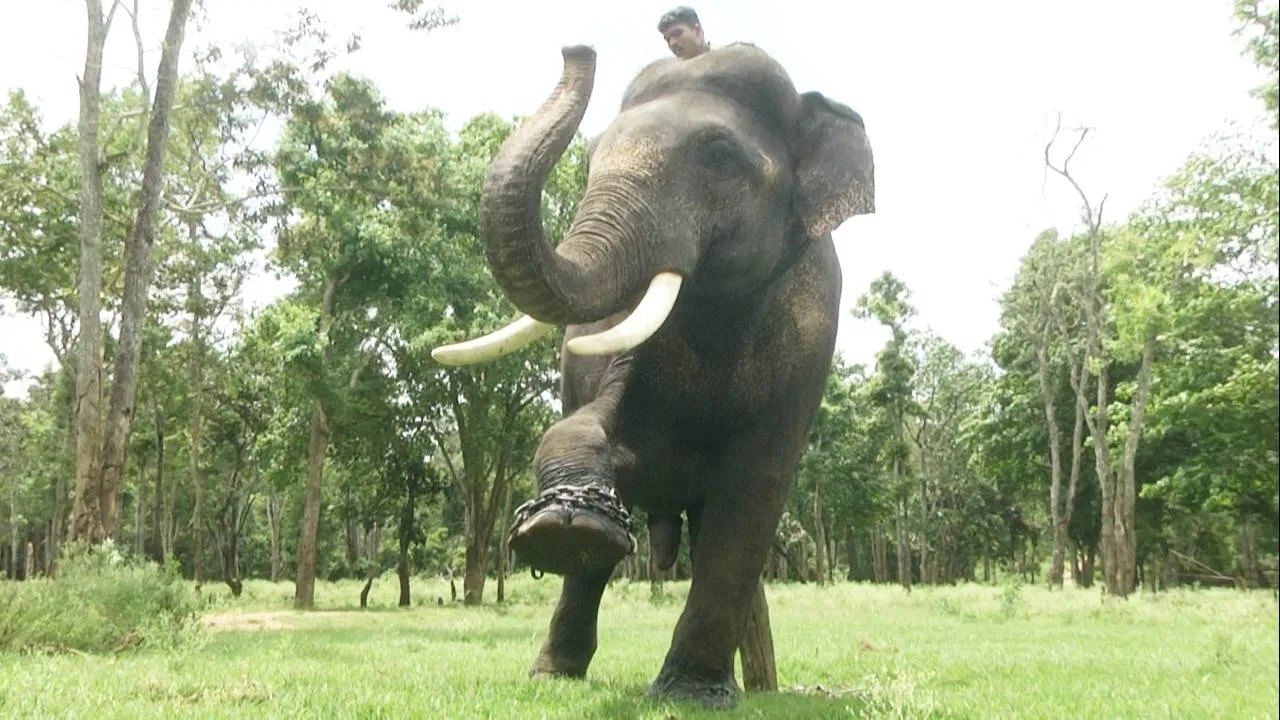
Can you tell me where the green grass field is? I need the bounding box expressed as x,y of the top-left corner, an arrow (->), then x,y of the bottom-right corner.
1,576 -> 1275,719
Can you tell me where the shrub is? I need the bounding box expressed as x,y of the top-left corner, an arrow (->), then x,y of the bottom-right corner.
0,541 -> 202,654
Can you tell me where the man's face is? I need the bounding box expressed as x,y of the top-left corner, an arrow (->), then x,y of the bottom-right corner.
662,22 -> 706,60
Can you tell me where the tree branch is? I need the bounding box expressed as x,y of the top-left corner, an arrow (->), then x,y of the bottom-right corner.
125,0 -> 151,106
1044,113 -> 1107,235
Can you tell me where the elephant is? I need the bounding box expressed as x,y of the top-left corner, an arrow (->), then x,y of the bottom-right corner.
433,42 -> 874,708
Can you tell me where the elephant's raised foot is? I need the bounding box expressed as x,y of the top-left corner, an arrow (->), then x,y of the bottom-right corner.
508,484 -> 635,576
647,664 -> 740,710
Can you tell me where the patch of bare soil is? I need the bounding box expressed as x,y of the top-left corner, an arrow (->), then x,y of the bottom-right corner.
202,611 -> 298,632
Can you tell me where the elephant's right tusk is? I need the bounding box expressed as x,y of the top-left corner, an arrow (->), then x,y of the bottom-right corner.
431,315 -> 556,366
565,272 -> 683,356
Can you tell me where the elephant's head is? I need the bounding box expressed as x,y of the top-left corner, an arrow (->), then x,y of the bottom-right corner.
433,44 -> 873,364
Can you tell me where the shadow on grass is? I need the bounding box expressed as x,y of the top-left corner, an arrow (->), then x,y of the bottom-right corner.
580,686 -> 869,719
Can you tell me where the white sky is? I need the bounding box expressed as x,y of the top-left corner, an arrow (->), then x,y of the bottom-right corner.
0,0 -> 1272,397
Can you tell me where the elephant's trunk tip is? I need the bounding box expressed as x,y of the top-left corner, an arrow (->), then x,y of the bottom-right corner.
562,45 -> 596,62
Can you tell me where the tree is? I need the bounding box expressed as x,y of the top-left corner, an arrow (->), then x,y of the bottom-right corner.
1043,119 -> 1153,597
996,230 -> 1091,588
0,93 -> 108,563
1234,0 -> 1278,127
1,394 -> 28,578
854,272 -> 918,590
69,0 -> 121,545
906,333 -> 990,584
408,114 -> 580,604
274,74 -> 486,607
1134,131 -> 1278,589
70,0 -> 195,544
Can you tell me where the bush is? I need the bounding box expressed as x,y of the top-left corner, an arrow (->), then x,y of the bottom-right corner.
0,541 -> 202,654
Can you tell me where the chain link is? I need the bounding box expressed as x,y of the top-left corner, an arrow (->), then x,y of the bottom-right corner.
509,483 -> 638,556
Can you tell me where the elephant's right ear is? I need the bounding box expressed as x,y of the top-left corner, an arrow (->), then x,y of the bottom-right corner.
793,91 -> 875,239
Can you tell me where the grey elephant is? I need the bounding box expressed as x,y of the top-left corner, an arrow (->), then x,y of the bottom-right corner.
434,43 -> 874,708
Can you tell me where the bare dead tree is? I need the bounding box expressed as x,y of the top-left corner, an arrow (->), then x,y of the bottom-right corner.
1044,115 -> 1149,597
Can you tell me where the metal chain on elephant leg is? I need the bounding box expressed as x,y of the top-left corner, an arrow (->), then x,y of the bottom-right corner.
509,483 -> 638,580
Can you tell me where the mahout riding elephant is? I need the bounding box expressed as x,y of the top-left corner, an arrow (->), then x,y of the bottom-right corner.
434,42 -> 874,708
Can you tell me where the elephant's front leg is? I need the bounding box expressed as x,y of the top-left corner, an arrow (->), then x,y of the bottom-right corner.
531,566 -> 615,678
509,366 -> 635,576
647,434 -> 800,709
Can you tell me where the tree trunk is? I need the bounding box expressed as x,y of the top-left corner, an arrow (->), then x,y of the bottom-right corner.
266,487 -> 283,583
463,536 -> 488,605
397,467 -> 419,607
188,278 -> 205,589
152,404 -> 165,560
1094,361 -> 1119,595
918,475 -> 931,585
294,272 -> 342,609
97,0 -> 194,539
345,506 -> 360,575
844,527 -> 857,581
49,369 -> 74,569
1060,356 -> 1086,582
457,406 -> 518,605
1114,333 -> 1155,595
8,468 -> 17,579
162,463 -> 176,561
796,529 -> 809,583
1076,544 -> 1096,588
1239,515 -> 1260,589
1038,329 -> 1067,589
294,398 -> 329,609
133,460 -> 146,556
895,494 -> 911,591
738,579 -> 777,691
873,526 -> 887,583
827,533 -> 836,583
497,483 -> 513,603
69,0 -> 113,546
460,474 -> 488,604
219,465 -> 249,599
359,521 -> 381,608
812,478 -> 828,586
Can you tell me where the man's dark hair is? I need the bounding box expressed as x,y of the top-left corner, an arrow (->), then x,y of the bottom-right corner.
657,6 -> 700,32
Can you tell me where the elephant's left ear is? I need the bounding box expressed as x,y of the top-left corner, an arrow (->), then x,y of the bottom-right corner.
793,92 -> 875,239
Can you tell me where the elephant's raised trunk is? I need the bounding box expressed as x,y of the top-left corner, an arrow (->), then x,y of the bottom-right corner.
481,46 -> 665,326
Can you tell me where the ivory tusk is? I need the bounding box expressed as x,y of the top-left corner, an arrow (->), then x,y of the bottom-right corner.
566,272 -> 683,356
431,315 -> 555,366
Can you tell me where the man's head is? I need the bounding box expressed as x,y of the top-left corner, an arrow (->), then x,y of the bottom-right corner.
657,6 -> 708,60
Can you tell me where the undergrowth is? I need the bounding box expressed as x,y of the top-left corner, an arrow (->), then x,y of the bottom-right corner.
0,541 -> 201,654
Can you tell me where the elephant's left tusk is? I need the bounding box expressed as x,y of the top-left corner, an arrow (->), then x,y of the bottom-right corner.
431,315 -> 556,366
566,272 -> 683,356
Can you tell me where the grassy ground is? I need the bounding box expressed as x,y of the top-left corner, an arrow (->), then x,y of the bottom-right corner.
1,575 -> 1275,719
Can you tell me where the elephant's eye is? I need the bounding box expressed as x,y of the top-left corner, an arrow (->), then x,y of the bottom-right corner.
698,137 -> 745,177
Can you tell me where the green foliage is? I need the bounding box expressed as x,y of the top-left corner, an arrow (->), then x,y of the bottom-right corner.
797,358 -> 891,531
0,541 -> 202,653
1235,0 -> 1279,126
